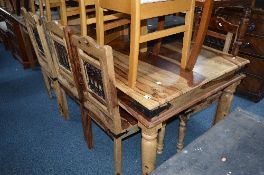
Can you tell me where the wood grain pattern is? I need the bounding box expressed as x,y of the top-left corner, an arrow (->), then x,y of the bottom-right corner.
111,39 -> 249,111
98,0 -> 196,88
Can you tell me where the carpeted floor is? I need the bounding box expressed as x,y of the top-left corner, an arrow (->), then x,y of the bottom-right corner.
0,43 -> 263,175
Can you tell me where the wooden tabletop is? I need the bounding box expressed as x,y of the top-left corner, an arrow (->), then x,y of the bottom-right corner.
110,39 -> 249,111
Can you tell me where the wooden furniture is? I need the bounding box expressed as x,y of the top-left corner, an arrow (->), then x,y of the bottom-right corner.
67,32 -> 138,175
44,20 -> 80,120
21,8 -> 64,110
195,1 -> 264,102
237,8 -> 264,102
102,36 -> 249,174
42,0 -> 128,41
96,0 -> 197,88
194,9 -> 240,54
79,0 -> 130,38
44,20 -> 93,149
0,7 -> 37,69
195,0 -> 253,56
152,108 -> 264,175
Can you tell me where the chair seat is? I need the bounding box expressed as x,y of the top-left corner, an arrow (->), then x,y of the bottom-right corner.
120,108 -> 138,130
85,101 -> 138,134
0,21 -> 7,32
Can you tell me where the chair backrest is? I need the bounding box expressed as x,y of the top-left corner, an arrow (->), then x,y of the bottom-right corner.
193,8 -> 239,54
69,33 -> 122,135
44,20 -> 79,96
205,16 -> 239,53
21,7 -> 55,76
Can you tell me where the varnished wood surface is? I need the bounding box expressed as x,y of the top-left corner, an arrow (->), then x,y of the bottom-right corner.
108,36 -> 249,111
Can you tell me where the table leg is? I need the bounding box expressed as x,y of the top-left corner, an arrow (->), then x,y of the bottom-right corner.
213,81 -> 241,125
177,114 -> 190,152
157,124 -> 166,154
140,123 -> 162,175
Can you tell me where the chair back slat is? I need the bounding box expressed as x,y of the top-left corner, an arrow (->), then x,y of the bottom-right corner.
71,35 -> 122,134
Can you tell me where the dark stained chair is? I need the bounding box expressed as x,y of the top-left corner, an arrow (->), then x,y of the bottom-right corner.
66,30 -> 138,175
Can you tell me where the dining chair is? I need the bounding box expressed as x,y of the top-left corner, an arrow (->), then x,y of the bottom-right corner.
21,8 -> 70,116
96,0 -> 197,88
202,17 -> 239,53
21,8 -> 57,98
79,0 -> 130,38
43,19 -> 93,148
194,0 -> 252,56
43,19 -> 77,120
43,0 -> 129,42
67,29 -> 139,175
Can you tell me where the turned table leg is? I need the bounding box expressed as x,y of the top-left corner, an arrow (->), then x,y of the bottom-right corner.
140,123 -> 162,175
177,114 -> 190,152
157,124 -> 166,154
213,81 -> 241,125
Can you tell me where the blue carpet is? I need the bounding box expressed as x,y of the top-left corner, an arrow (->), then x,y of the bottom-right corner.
0,43 -> 263,175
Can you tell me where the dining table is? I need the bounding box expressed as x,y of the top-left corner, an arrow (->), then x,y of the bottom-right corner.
106,36 -> 249,174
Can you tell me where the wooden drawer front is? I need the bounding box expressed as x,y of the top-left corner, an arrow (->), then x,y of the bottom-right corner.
240,35 -> 264,59
238,74 -> 264,96
246,9 -> 264,37
241,56 -> 264,78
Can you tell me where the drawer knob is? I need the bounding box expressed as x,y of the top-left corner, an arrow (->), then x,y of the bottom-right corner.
247,23 -> 256,33
242,42 -> 251,48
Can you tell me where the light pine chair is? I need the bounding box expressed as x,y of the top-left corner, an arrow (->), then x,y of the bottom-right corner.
79,0 -> 130,38
67,30 -> 138,175
96,0 -> 197,88
43,0 -> 129,41
21,8 -> 67,117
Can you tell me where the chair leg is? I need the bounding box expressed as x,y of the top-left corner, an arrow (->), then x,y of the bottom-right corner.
80,0 -> 87,36
54,81 -> 70,120
114,137 -> 122,175
140,19 -> 148,53
152,16 -> 165,56
60,87 -> 70,120
176,114 -> 189,152
45,0 -> 52,21
60,0 -> 67,25
128,0 -> 140,88
157,124 -> 166,154
41,70 -> 52,98
95,0 -> 105,45
181,3 -> 195,69
82,109 -> 93,149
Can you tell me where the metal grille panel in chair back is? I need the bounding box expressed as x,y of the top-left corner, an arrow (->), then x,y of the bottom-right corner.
32,27 -> 45,55
54,40 -> 71,71
84,61 -> 105,99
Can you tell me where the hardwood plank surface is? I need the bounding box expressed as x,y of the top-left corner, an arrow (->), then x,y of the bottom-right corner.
109,37 -> 249,110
